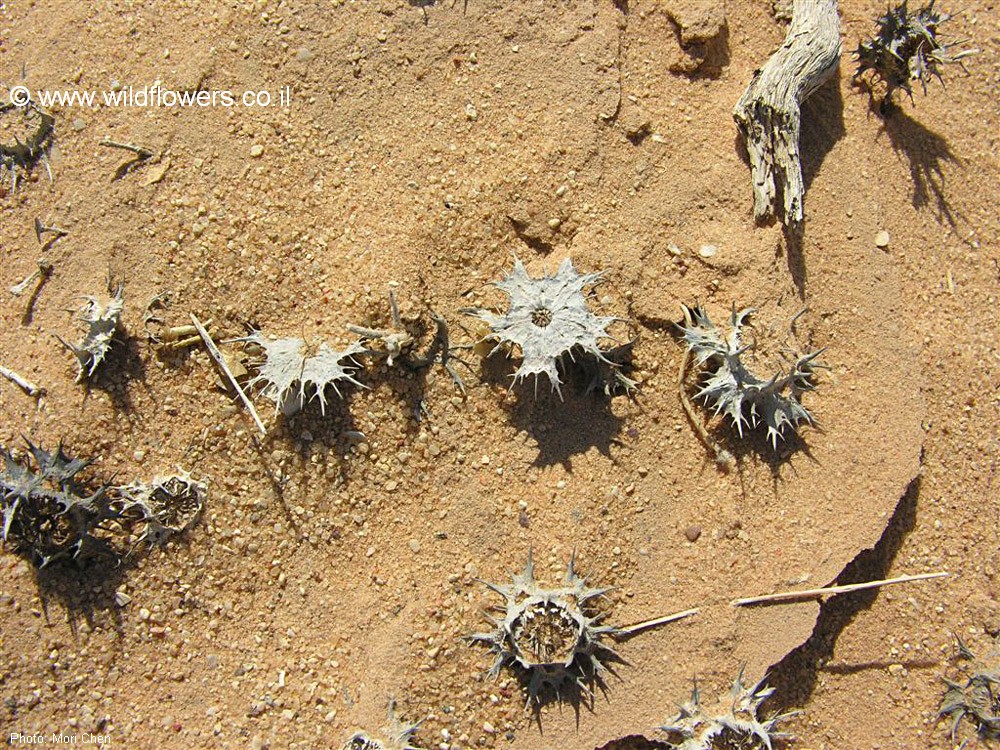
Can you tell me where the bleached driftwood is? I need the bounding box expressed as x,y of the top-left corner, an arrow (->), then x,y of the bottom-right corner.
733,0 -> 841,226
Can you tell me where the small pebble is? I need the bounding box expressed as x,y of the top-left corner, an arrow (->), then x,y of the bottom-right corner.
464,103 -> 478,121
72,118 -> 86,131
250,144 -> 264,158
684,525 -> 702,542
698,244 -> 717,258
295,47 -> 315,62
875,230 -> 890,248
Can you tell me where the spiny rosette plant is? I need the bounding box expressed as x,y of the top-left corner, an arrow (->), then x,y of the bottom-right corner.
854,0 -> 976,108
116,473 -> 206,549
0,97 -> 55,192
466,257 -> 633,397
1,441 -> 205,567
238,331 -> 366,417
341,700 -> 423,750
0,441 -> 113,567
939,638 -> 1000,741
660,671 -> 794,750
470,552 -> 620,706
679,304 -> 825,448
56,285 -> 125,382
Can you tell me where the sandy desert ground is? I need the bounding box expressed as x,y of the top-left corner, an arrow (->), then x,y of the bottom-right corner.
1,1 -> 998,748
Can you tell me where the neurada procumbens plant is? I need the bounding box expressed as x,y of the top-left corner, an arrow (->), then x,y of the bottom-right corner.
470,552 -> 620,706
660,670 -> 794,750
238,331 -> 366,416
678,304 -> 825,448
56,285 -> 125,382
341,699 -> 423,750
465,257 -> 630,397
854,0 -> 977,109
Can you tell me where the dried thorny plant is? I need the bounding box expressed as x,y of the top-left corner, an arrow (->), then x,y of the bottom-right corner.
238,331 -> 366,417
56,285 -> 125,383
0,97 -> 55,192
465,257 -> 635,398
939,636 -> 1000,742
678,304 -> 825,450
854,0 -> 977,111
115,473 -> 206,550
348,288 -> 470,395
660,671 -> 795,750
469,552 -> 620,708
0,441 -> 204,567
341,699 -> 423,750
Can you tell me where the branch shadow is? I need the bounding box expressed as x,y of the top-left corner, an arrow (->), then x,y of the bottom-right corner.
878,109 -> 961,229
765,474 -> 921,709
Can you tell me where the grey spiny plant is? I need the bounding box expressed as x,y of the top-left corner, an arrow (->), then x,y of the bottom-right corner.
341,700 -> 423,750
660,671 -> 794,750
0,98 -> 55,192
466,257 -> 627,397
854,0 -> 976,109
116,473 -> 206,549
57,286 -> 125,382
239,331 -> 365,416
939,637 -> 1000,741
679,304 -> 824,448
1,441 -> 206,567
1,441 -> 114,566
470,552 -> 620,706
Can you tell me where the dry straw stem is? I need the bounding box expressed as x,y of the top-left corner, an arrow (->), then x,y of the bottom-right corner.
615,607 -> 701,637
190,313 -> 266,435
732,571 -> 950,606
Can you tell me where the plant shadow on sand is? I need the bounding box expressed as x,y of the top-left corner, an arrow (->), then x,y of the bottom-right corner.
878,107 -> 962,229
479,350 -> 629,470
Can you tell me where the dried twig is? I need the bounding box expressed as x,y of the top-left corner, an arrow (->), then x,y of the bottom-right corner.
733,0 -> 841,226
678,346 -> 734,472
190,313 -> 266,435
99,139 -> 155,181
99,139 -> 154,159
33,217 -> 68,244
0,365 -> 45,397
731,571 -> 950,606
615,607 -> 701,637
9,260 -> 52,297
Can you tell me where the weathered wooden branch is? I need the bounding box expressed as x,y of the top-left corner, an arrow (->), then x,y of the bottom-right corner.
733,0 -> 841,226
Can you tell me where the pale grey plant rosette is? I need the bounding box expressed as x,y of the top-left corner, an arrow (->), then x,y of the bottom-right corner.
469,257 -> 618,396
239,331 -> 366,416
56,286 -> 125,382
469,554 -> 620,706
660,671 -> 794,750
679,304 -> 824,448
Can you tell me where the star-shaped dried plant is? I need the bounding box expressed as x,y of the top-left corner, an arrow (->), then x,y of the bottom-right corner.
466,257 -> 621,396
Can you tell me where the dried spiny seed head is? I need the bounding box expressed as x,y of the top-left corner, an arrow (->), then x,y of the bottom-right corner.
0,441 -> 115,567
240,331 -> 365,416
341,700 -> 423,750
470,553 -> 619,706
679,304 -> 824,448
116,473 -> 206,549
0,99 -> 55,192
854,0 -> 976,106
661,671 -> 793,750
939,638 -> 1000,741
57,286 -> 124,382
467,257 -> 620,397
